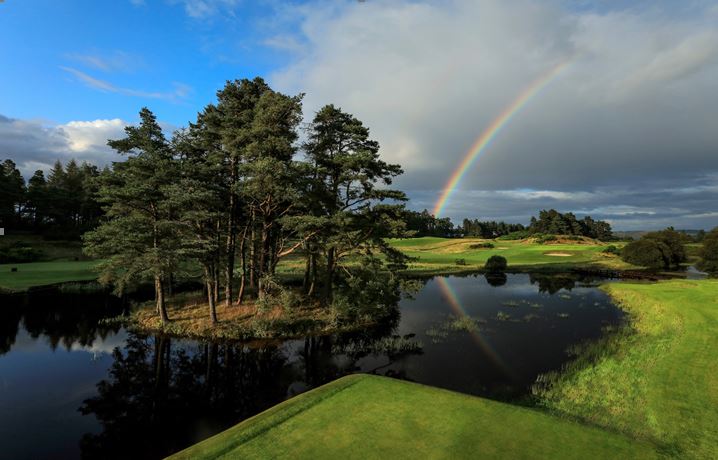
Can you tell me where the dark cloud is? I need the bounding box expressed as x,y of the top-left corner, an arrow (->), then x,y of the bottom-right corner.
272,0 -> 718,229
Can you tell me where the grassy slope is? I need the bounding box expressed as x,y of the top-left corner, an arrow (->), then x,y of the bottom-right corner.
538,280 -> 718,458
0,260 -> 98,292
0,235 -> 95,292
388,237 -> 631,273
170,374 -> 655,460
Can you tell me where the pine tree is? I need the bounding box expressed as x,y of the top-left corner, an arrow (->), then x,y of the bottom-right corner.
84,108 -> 179,324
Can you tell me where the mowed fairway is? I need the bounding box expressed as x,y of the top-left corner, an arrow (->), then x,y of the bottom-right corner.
169,374 -> 656,460
0,260 -> 97,292
388,237 -> 630,272
538,280 -> 718,459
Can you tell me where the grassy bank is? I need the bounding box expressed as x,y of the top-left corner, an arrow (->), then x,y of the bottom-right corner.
169,374 -> 655,459
0,260 -> 98,292
388,237 -> 632,274
535,280 -> 718,458
123,296 -> 377,341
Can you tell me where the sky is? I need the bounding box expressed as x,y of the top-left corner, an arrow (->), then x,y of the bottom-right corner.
1,0 -> 717,230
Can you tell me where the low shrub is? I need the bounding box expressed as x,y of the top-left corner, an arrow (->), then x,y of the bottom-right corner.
469,242 -> 495,249
497,230 -> 531,240
602,245 -> 620,255
0,245 -> 44,263
485,255 -> 507,273
455,258 -> 467,266
536,234 -> 557,244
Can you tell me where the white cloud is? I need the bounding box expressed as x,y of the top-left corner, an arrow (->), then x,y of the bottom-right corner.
170,0 -> 241,18
269,0 -> 718,229
60,119 -> 127,152
65,50 -> 140,73
61,66 -> 192,102
0,114 -> 128,176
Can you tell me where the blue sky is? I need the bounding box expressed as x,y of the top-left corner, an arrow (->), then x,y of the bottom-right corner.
2,0 -> 718,230
0,0 -> 301,125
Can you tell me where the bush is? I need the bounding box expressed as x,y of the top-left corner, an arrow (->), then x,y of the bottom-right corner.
0,244 -> 44,263
621,228 -> 687,269
497,230 -> 531,240
620,228 -> 687,269
469,242 -> 494,249
485,255 -> 507,273
602,245 -> 620,255
697,228 -> 718,273
621,239 -> 671,269
536,234 -> 557,244
643,228 -> 686,266
455,258 -> 467,266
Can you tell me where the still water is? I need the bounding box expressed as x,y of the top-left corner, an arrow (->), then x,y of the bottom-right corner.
0,273 -> 624,459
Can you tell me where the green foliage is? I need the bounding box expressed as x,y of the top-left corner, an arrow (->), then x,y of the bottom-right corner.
469,242 -> 494,249
0,242 -> 44,263
454,258 -> 467,266
620,239 -> 670,269
602,245 -> 620,255
697,227 -> 718,273
485,255 -> 508,272
496,230 -> 531,240
331,256 -> 401,323
401,209 -> 455,237
529,209 -> 613,240
83,107 -> 181,321
621,228 -> 687,269
536,234 -> 558,244
461,219 -> 524,238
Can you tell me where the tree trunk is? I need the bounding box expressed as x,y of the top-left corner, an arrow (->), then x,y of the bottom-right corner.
236,226 -> 248,305
225,187 -> 236,308
207,279 -> 218,324
204,266 -> 218,324
324,247 -> 335,304
155,275 -> 169,324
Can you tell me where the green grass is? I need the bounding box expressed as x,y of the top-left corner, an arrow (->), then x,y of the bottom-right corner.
536,279 -> 718,458
0,260 -> 98,292
169,374 -> 655,459
387,237 -> 632,274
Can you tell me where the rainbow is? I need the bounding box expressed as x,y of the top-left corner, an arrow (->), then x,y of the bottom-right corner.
433,60 -> 573,216
435,277 -> 511,376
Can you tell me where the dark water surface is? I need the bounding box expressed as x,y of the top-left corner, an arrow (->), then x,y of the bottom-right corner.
0,273 -> 624,459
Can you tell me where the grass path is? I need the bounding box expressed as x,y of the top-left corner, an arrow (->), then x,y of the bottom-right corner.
169,374 -> 655,459
537,280 -> 718,458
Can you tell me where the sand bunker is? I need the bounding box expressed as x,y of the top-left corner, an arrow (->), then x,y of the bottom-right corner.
544,252 -> 573,257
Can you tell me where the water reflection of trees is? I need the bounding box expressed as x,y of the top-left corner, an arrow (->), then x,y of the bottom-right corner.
78,312 -> 421,460
0,291 -> 124,355
529,273 -> 578,294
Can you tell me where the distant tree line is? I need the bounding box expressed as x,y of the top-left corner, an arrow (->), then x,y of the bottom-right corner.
402,209 -> 455,237
83,78 -> 409,324
462,219 -> 525,238
528,209 -> 613,240
0,158 -> 104,238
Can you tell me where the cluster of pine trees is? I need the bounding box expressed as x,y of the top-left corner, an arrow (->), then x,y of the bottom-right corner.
84,78 -> 409,324
403,209 -> 455,237
0,158 -> 103,237
461,219 -> 525,238
528,209 -> 613,240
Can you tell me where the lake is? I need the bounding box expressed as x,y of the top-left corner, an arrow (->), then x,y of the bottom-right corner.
0,273 -> 624,459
